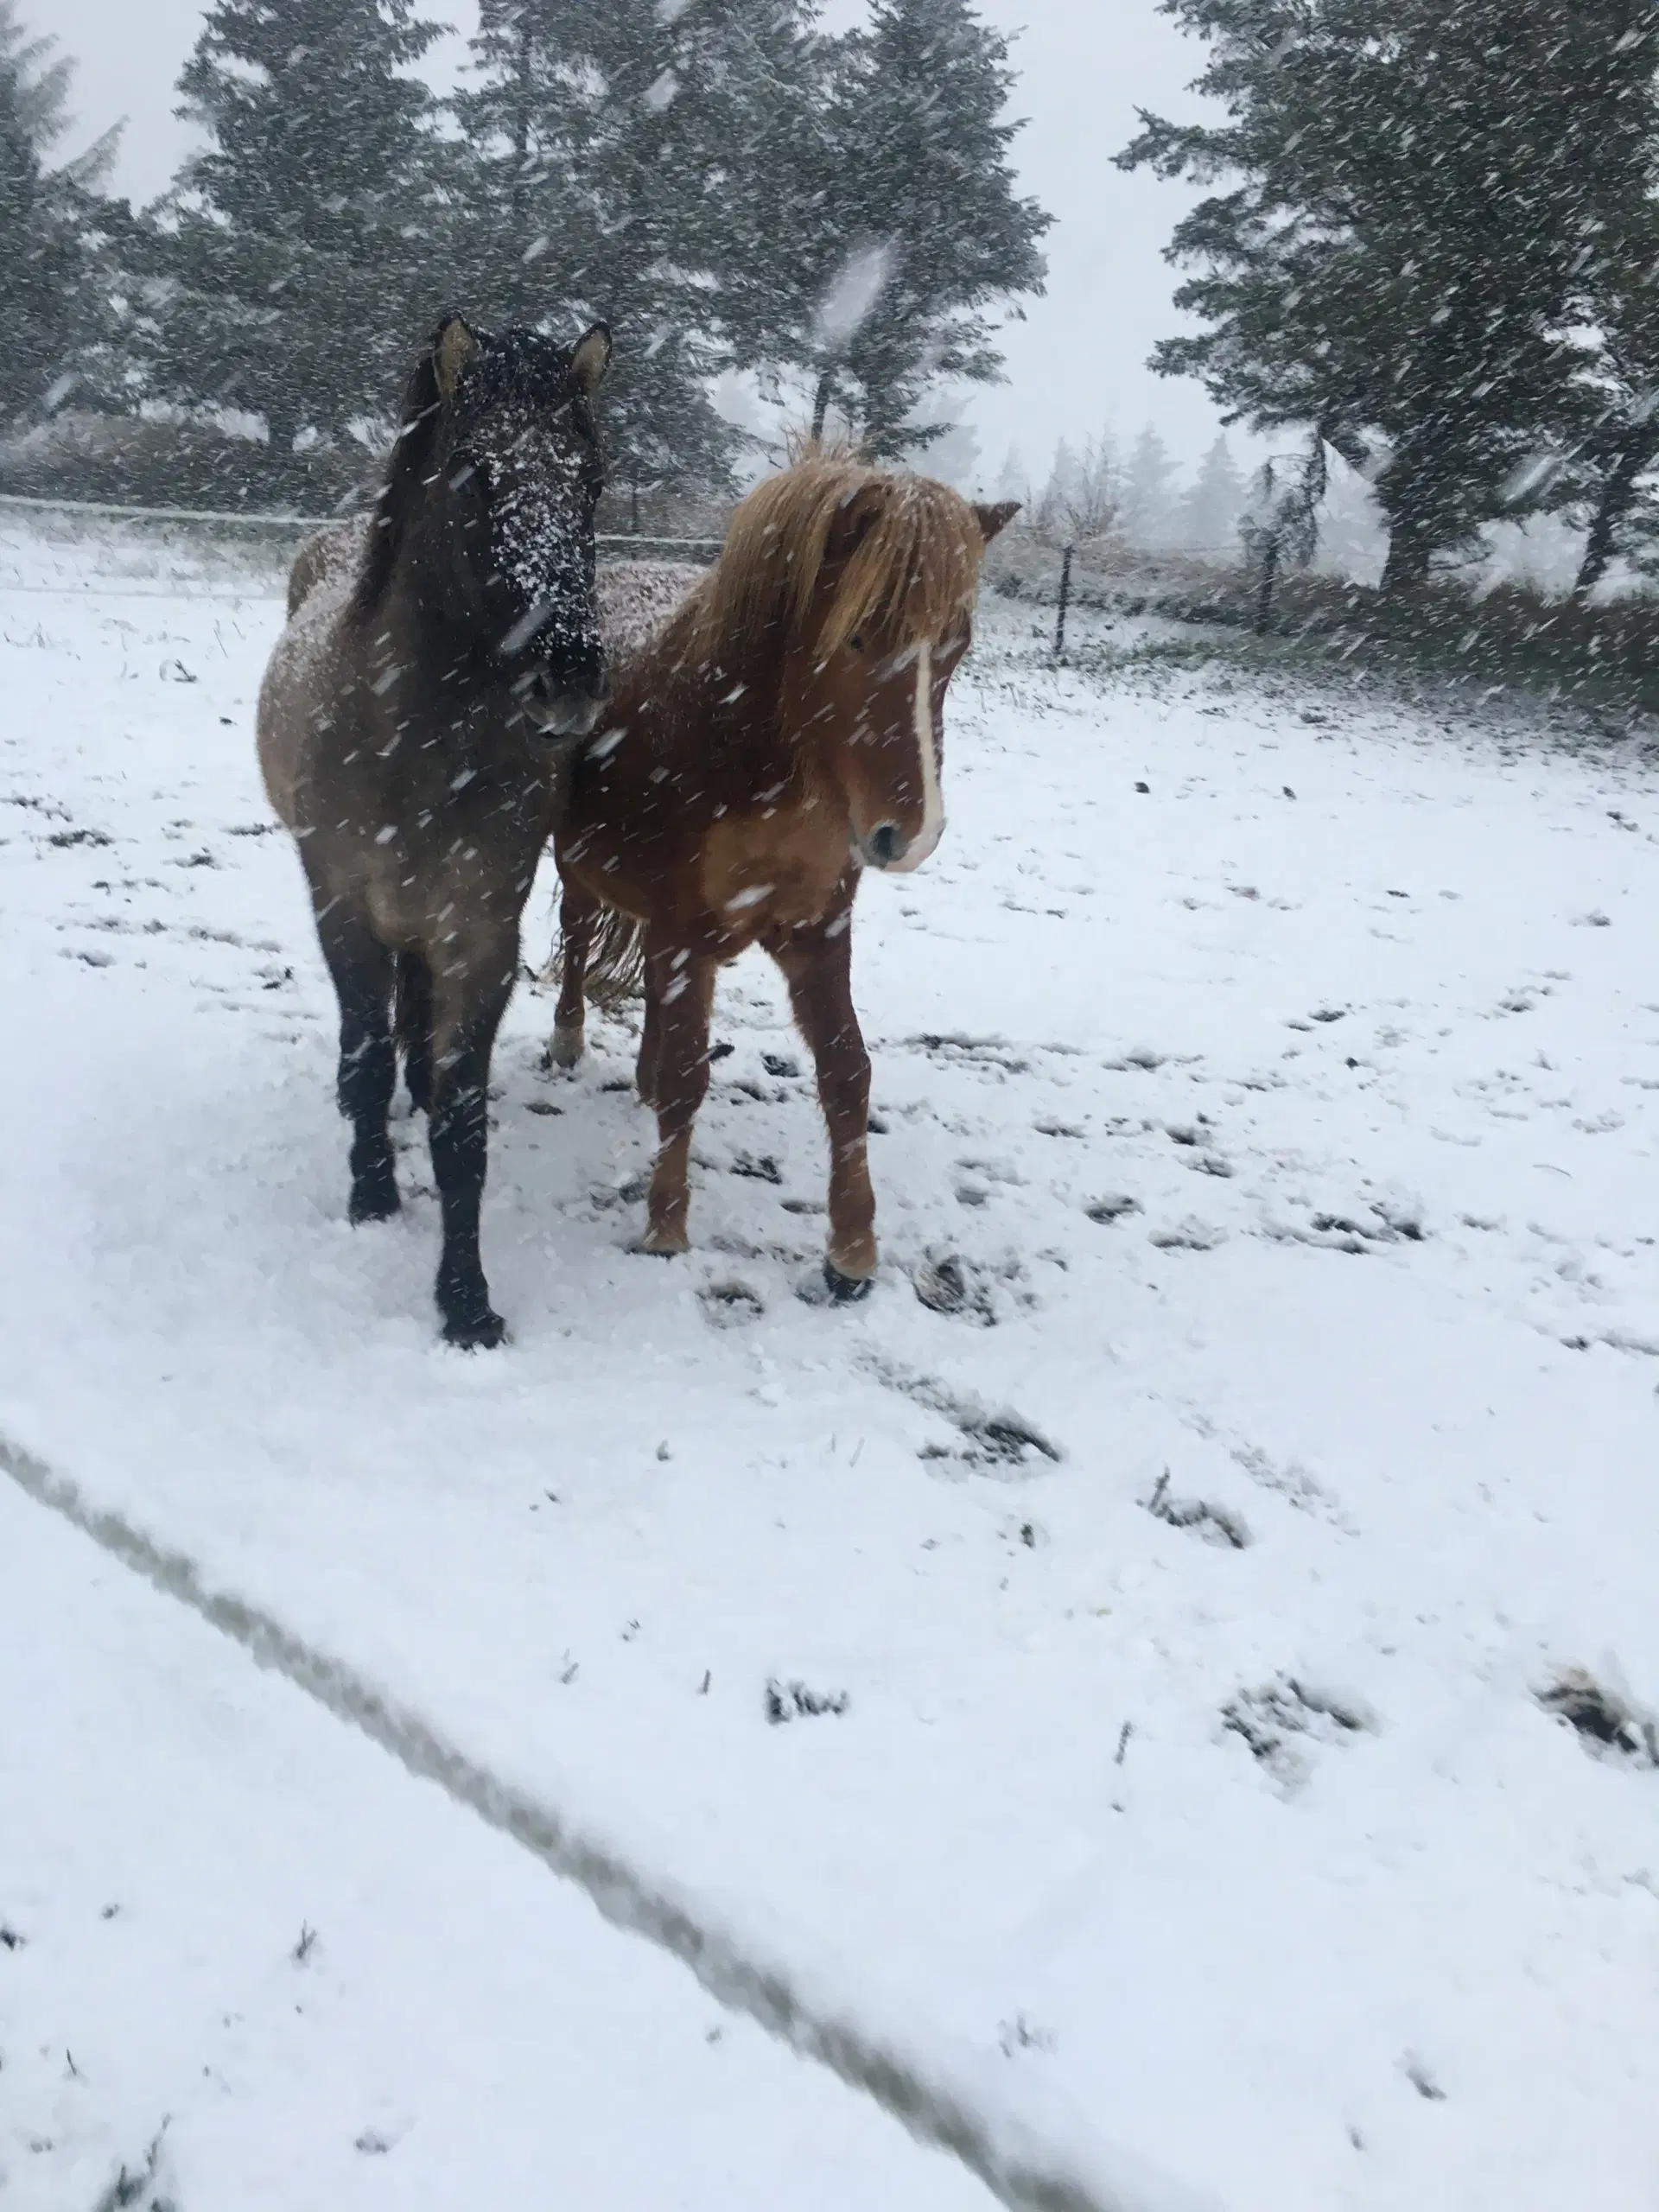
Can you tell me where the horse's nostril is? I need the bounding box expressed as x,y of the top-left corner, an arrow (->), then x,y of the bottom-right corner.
868,823 -> 906,868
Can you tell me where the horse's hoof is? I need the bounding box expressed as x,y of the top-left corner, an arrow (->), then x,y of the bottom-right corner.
823,1258 -> 874,1303
349,1179 -> 401,1224
442,1305 -> 508,1350
547,1027 -> 584,1070
633,1225 -> 689,1258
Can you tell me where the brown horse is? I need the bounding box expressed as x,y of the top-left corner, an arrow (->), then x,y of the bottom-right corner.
551,456 -> 1018,1297
258,312 -> 612,1347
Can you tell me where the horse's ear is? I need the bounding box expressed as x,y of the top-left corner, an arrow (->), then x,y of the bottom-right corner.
433,315 -> 479,404
825,480 -> 884,558
973,499 -> 1020,546
570,322 -> 613,394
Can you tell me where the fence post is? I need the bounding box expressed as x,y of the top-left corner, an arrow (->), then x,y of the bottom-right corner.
1054,543 -> 1074,659
1255,533 -> 1280,634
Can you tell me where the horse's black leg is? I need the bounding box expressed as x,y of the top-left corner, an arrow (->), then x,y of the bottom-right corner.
315,903 -> 399,1224
395,950 -> 433,1114
427,925 -> 519,1349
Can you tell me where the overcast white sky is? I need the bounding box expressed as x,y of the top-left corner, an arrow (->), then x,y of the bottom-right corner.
39,0 -> 1228,487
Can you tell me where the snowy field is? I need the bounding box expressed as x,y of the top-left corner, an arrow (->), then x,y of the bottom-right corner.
3,512 -> 1658,2211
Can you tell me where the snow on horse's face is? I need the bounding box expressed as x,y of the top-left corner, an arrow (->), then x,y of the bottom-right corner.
423,317 -> 613,739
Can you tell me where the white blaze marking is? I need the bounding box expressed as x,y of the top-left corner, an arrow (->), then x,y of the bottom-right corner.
891,640 -> 943,872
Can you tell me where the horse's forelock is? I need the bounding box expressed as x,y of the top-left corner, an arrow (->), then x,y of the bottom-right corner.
683,460 -> 983,670
349,324 -> 600,626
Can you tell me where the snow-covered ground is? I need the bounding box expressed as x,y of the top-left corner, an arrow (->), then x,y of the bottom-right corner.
0,1477 -> 1007,2212
3,514 -> 1657,2211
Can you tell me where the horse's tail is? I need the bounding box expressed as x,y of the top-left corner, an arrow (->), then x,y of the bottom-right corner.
550,899 -> 646,1010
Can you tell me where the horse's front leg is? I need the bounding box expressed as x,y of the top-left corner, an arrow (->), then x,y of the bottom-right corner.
550,875 -> 597,1069
638,939 -> 715,1256
772,911 -> 876,1300
313,894 -> 400,1224
425,918 -> 519,1347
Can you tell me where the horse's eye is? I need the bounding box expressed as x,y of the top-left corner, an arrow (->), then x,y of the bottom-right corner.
848,632 -> 864,652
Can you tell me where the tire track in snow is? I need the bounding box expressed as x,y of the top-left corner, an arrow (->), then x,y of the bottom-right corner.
0,1427 -> 1217,2212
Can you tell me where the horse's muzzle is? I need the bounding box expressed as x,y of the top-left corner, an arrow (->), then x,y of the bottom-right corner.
532,689 -> 608,740
520,660 -> 608,741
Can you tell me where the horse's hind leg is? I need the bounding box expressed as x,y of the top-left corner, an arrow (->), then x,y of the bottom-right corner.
636,958 -> 662,1110
396,950 -> 433,1113
315,901 -> 400,1224
772,915 -> 876,1300
425,921 -> 519,1348
550,879 -> 595,1069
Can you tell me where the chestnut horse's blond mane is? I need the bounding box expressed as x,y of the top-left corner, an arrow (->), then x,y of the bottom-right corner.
678,456 -> 986,667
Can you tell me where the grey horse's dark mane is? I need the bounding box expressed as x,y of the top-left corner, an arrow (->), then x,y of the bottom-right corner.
349,329 -> 451,622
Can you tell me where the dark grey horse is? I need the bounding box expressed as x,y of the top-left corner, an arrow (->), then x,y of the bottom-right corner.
258,313 -> 612,1346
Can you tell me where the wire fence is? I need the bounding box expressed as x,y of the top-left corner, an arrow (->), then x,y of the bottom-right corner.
0,490 -> 724,566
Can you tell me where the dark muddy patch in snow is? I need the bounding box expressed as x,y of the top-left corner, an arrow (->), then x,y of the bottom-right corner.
1085,1193 -> 1141,1225
910,1249 -> 1027,1325
766,1677 -> 849,1723
699,1279 -> 765,1328
588,1172 -> 651,1216
905,1031 -> 1031,1077
912,1252 -> 988,1322
1223,1676 -> 1376,1786
1401,2052 -> 1448,2103
1147,1217 -> 1228,1251
877,1359 -> 1060,1472
1537,1669 -> 1658,1767
1265,1197 -> 1426,1254
726,1151 -> 783,1184
1145,1471 -> 1251,1550
90,2123 -> 173,2211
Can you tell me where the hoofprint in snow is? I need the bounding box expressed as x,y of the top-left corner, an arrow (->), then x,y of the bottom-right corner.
2,512 -> 1657,2211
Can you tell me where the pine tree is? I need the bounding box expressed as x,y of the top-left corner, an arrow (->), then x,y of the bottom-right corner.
0,1 -> 122,426
142,0 -> 448,474
1177,432 -> 1245,550
454,0 -> 826,503
804,0 -> 1051,457
1555,21 -> 1659,597
1570,271 -> 1659,598
1121,423 -> 1179,545
1119,0 -> 1655,592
